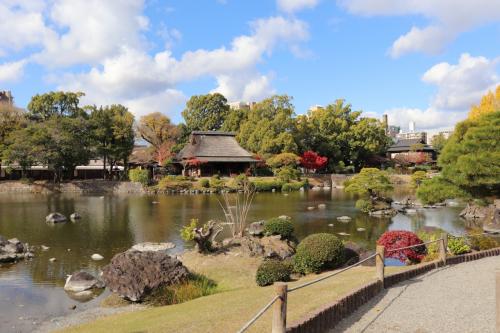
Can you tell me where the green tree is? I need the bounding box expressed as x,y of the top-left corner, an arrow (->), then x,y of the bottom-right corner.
27,91 -> 86,121
1,127 -> 36,178
430,133 -> 448,153
437,111 -> 500,198
295,99 -> 388,171
345,168 -> 393,201
236,95 -> 298,154
89,105 -> 135,179
182,93 -> 229,131
0,104 -> 26,172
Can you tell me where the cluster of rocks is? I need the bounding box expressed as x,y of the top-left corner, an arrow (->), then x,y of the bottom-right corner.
0,236 -> 34,263
460,200 -> 500,233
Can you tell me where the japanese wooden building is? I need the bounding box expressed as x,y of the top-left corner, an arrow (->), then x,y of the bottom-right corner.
175,131 -> 258,177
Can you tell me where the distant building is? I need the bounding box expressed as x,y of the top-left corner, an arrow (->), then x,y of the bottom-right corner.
396,131 -> 427,143
387,125 -> 401,139
308,105 -> 324,113
229,101 -> 256,110
175,131 -> 258,177
439,130 -> 453,139
387,138 -> 436,163
0,91 -> 14,105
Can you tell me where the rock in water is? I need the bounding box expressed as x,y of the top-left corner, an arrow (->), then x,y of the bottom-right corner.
130,242 -> 176,252
318,204 -> 327,209
307,206 -> 315,211
64,271 -> 104,292
337,216 -> 352,222
41,245 -> 50,251
101,251 -> 190,301
0,236 -> 34,263
70,213 -> 81,221
91,254 -> 104,261
46,213 -> 67,223
248,221 -> 265,236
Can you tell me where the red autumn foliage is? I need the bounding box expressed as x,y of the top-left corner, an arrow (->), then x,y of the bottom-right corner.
300,151 -> 328,172
393,152 -> 432,166
377,230 -> 427,263
185,158 -> 206,167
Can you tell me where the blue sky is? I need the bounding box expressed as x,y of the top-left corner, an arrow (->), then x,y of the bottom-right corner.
0,0 -> 499,133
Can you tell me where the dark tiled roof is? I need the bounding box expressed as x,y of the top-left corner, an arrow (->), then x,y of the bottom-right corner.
387,139 -> 435,153
176,131 -> 257,162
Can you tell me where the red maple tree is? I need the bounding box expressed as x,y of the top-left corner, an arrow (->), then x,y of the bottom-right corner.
377,230 -> 427,263
299,151 -> 328,172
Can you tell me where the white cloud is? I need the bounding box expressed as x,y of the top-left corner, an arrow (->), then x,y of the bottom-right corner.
277,0 -> 319,13
122,89 -> 187,118
338,0 -> 500,57
0,60 -> 27,82
54,16 -> 308,116
422,53 -> 499,110
385,54 -> 499,131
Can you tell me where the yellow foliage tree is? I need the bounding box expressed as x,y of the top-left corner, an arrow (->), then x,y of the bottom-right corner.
468,85 -> 500,120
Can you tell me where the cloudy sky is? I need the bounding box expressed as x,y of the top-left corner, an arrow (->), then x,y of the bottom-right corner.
0,0 -> 499,133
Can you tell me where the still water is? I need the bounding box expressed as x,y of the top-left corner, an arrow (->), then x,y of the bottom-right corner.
0,189 -> 466,331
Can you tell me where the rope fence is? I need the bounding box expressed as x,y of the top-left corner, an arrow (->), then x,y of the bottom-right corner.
236,230 -> 499,333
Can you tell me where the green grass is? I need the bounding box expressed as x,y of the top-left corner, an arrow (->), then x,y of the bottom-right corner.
60,252 -> 407,333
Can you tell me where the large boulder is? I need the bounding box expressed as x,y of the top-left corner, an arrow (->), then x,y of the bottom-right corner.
0,236 -> 33,263
64,271 -> 104,292
101,250 -> 190,302
46,212 -> 67,223
233,236 -> 296,260
130,242 -> 176,252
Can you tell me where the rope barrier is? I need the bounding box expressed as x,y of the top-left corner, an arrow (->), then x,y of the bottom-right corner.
288,253 -> 380,292
386,239 -> 443,253
236,295 -> 280,333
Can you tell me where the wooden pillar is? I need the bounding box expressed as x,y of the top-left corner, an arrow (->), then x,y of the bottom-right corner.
439,233 -> 448,265
496,270 -> 500,332
376,245 -> 385,287
272,283 -> 287,333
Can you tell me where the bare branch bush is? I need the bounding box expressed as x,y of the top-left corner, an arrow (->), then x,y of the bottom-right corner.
218,181 -> 256,238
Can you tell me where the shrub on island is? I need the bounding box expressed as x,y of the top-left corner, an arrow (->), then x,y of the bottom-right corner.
255,259 -> 293,287
264,217 -> 294,239
158,175 -> 193,191
293,233 -> 345,274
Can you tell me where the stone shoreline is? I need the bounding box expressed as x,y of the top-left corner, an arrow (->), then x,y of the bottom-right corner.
0,180 -> 145,194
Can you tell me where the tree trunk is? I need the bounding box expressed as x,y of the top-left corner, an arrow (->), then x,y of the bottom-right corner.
193,220 -> 223,253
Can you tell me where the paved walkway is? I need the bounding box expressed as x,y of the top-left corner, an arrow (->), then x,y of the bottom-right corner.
333,256 -> 500,333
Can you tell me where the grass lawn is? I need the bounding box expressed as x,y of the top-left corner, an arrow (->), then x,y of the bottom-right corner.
60,252 -> 406,333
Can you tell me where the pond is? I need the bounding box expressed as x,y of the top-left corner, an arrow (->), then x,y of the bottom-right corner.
0,189 -> 466,332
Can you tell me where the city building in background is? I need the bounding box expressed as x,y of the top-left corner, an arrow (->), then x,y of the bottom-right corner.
0,91 -> 14,105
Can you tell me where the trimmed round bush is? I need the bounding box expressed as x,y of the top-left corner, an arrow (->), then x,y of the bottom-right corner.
264,217 -> 294,239
198,178 -> 210,188
293,233 -> 345,274
255,260 -> 292,287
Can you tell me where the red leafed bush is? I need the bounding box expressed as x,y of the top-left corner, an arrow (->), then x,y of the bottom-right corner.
377,230 -> 427,263
300,151 -> 328,171
185,158 -> 206,167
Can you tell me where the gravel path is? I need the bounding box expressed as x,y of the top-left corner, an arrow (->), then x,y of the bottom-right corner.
333,256 -> 500,333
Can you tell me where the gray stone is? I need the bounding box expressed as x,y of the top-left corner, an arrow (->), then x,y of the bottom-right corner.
70,213 -> 81,221
0,236 -> 33,263
248,221 -> 265,236
337,216 -> 352,222
64,271 -> 105,292
307,206 -> 315,211
41,245 -> 49,251
46,213 -> 67,223
236,236 -> 295,260
130,242 -> 176,252
49,257 -> 56,262
278,215 -> 291,220
318,204 -> 327,209
369,209 -> 397,217
102,250 -> 190,302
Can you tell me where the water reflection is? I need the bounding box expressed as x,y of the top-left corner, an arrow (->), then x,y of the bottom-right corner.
0,190 -> 466,331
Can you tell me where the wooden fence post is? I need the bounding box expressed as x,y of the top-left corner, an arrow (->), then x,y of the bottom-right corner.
376,245 -> 385,288
439,233 -> 448,265
496,270 -> 500,333
272,283 -> 287,333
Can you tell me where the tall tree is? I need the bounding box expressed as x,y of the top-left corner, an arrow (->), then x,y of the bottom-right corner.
236,95 -> 298,155
182,93 -> 229,131
136,112 -> 179,164
468,85 -> 499,120
27,91 -> 86,121
0,104 -> 26,172
430,133 -> 448,153
295,99 -> 388,170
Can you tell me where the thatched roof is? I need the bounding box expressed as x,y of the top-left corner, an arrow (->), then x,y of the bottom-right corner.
129,145 -> 157,165
176,131 -> 257,163
387,139 -> 435,153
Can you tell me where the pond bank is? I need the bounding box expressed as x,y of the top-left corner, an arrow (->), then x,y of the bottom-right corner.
0,180 -> 144,194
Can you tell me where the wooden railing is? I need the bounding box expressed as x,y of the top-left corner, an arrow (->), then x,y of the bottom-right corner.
237,231 -> 496,333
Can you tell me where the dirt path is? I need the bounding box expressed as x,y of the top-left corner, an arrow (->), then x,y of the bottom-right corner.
333,256 -> 500,333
